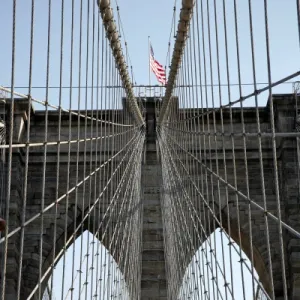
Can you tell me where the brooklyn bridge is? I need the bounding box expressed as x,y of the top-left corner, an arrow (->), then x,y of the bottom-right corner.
0,0 -> 300,299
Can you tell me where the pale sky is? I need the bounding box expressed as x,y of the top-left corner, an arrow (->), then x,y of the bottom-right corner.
0,0 -> 299,104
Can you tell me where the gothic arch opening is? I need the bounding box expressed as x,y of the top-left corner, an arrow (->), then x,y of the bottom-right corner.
178,229 -> 269,300
42,230 -> 130,300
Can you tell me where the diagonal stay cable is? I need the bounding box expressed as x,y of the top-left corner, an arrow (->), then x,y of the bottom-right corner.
160,128 -> 300,239
159,130 -> 272,300
0,130 -> 142,244
65,133 -> 143,299
26,129 -> 144,299
0,86 -> 133,127
162,70 -> 300,125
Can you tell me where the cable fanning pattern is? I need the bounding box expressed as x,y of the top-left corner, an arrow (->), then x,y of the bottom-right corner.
158,0 -> 300,299
1,0 -> 300,299
0,0 -> 144,299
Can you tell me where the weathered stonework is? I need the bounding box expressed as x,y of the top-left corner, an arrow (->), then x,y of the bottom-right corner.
0,94 -> 299,299
141,99 -> 166,299
158,94 -> 300,300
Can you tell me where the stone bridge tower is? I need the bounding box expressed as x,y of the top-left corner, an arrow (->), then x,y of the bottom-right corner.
0,94 -> 299,299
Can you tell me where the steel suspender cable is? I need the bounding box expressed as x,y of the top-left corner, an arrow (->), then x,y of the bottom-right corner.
0,0 -> 144,299
158,0 -> 300,299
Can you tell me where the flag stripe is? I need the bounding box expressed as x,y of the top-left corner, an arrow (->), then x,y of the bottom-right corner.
150,61 -> 165,77
150,57 -> 164,73
151,62 -> 166,82
151,66 -> 166,81
149,43 -> 166,85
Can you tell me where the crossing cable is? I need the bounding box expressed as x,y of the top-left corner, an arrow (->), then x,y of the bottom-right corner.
79,0 -> 94,294
162,130 -> 271,299
98,0 -> 144,126
92,21 -> 106,300
15,0 -> 35,298
2,0 -> 300,299
0,128 -> 141,244
37,0 -> 52,298
0,58 -> 140,245
114,0 -> 137,85
159,128 -> 271,299
158,134 -> 234,300
263,0 -> 288,298
157,0 -> 300,299
27,130 -> 144,299
161,126 -> 300,239
162,70 -> 300,125
4,81 -> 298,89
0,1 -> 145,299
87,1 -> 97,296
0,0 -> 16,298
0,86 -> 133,127
199,1 -> 221,296
52,0 -> 65,299
63,129 -> 143,300
165,0 -> 178,75
28,129 -> 144,299
246,0 -> 271,298
159,30 -> 237,298
159,0 -> 195,124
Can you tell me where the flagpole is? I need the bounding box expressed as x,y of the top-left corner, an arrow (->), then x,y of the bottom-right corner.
148,36 -> 151,97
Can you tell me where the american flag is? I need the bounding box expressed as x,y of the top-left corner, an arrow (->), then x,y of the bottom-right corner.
150,44 -> 167,85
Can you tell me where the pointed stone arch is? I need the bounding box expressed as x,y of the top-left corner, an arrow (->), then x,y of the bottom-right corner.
178,229 -> 265,299
20,203 -> 131,300
42,230 -> 130,300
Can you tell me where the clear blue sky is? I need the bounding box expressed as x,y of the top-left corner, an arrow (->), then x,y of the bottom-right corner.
0,0 -> 181,108
0,0 -> 299,107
